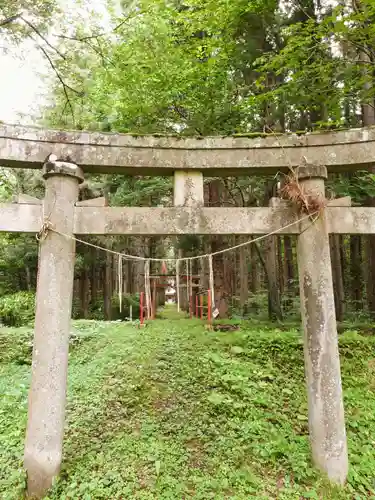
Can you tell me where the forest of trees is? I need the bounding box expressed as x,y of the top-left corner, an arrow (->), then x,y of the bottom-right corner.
1,0 -> 375,323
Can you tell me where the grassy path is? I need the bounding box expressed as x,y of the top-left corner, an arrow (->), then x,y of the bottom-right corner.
1,311 -> 375,498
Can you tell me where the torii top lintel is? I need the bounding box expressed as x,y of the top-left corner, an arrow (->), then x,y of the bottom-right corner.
1,123 -> 374,176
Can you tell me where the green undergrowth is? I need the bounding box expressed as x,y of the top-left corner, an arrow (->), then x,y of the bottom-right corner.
1,313 -> 375,499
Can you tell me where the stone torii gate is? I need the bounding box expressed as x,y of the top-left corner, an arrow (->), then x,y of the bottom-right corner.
1,123 -> 375,497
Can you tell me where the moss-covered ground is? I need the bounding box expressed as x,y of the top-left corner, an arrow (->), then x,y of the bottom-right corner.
1,309 -> 375,498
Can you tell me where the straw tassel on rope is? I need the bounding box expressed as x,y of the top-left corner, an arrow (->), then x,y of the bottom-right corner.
176,259 -> 180,312
189,260 -> 193,300
147,260 -> 152,319
118,255 -> 123,313
186,259 -> 189,309
208,254 -> 215,311
144,260 -> 151,320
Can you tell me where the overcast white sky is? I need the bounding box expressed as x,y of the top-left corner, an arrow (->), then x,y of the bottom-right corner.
0,0 -> 338,125
0,0 -> 111,124
0,45 -> 47,124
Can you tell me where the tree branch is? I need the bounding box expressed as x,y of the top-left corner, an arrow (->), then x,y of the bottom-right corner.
36,44 -> 85,124
232,180 -> 246,207
253,240 -> 267,275
56,33 -> 103,42
292,0 -> 315,20
19,15 -> 66,59
113,18 -> 130,32
0,14 -> 21,27
340,57 -> 375,66
37,44 -> 83,96
58,99 -> 69,122
86,40 -> 115,67
53,16 -> 132,43
171,104 -> 204,136
54,33 -> 115,67
222,179 -> 238,206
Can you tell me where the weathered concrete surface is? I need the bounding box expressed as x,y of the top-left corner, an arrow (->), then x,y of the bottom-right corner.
327,207 -> 375,233
1,203 -> 375,235
327,196 -> 351,207
297,165 -> 348,484
270,196 -> 352,208
1,123 -> 375,175
76,196 -> 107,207
73,206 -> 301,235
0,203 -> 42,232
72,206 -> 375,235
173,171 -> 204,313
24,161 -> 83,498
13,194 -> 42,205
43,157 -> 85,182
173,171 -> 204,206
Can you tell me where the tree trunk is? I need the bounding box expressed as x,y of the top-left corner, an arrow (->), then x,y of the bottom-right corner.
127,260 -> 133,294
277,237 -> 284,295
264,237 -> 283,320
103,253 -> 112,320
283,236 -> 295,291
340,236 -> 347,290
366,234 -> 375,317
239,238 -> 248,308
366,182 -> 375,316
191,259 -> 199,316
90,258 -> 98,305
25,266 -> 32,291
79,269 -> 90,319
200,249 -> 209,294
135,246 -> 144,294
350,235 -> 362,310
356,15 -> 375,316
330,235 -> 345,321
209,180 -> 228,317
250,241 -> 259,293
263,182 -> 283,320
223,248 -> 234,313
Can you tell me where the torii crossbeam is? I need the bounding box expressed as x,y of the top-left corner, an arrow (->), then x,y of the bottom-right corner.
1,123 -> 374,497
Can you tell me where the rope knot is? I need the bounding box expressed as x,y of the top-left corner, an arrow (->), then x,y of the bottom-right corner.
36,219 -> 53,242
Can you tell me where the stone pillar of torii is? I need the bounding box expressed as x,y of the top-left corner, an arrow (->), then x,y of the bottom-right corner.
1,124 -> 375,497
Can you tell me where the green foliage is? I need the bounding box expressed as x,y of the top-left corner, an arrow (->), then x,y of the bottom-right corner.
0,292 -> 35,327
0,288 -> 141,326
40,0 -> 375,219
1,314 -> 375,497
110,293 -> 141,321
0,326 -> 33,366
0,234 -> 38,295
0,169 -> 42,296
0,0 -> 59,44
327,171 -> 375,205
71,293 -> 141,321
109,176 -> 172,207
44,0 -> 275,135
0,169 -> 15,201
254,1 -> 375,129
0,321 -> 100,366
